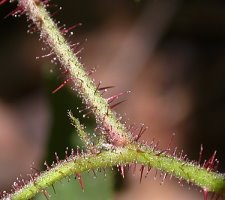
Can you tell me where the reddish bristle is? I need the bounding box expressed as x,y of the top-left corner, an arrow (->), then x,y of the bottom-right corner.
42,189 -> 50,200
4,7 -> 24,18
98,86 -> 115,91
61,23 -> 82,34
119,165 -> 125,178
110,100 -> 126,109
71,40 -> 86,55
107,92 -> 124,104
160,173 -> 167,185
203,189 -> 208,200
75,173 -> 84,191
87,67 -> 98,76
145,166 -> 152,178
203,151 -> 217,171
52,78 -> 72,94
140,165 -> 144,183
134,125 -> 148,141
40,51 -> 54,58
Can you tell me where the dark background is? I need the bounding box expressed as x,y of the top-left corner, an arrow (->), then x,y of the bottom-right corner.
0,1 -> 225,199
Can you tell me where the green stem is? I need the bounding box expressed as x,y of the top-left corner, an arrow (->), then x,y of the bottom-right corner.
6,144 -> 225,200
3,0 -> 223,199
68,111 -> 93,149
18,0 -> 132,146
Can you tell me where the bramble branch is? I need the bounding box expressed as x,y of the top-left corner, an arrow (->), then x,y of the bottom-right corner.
4,144 -> 225,199
1,0 -> 225,199
18,0 -> 133,147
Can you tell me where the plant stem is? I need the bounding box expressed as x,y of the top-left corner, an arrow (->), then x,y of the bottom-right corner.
3,0 -> 223,199
68,111 -> 93,149
5,144 -> 225,200
18,0 -> 132,146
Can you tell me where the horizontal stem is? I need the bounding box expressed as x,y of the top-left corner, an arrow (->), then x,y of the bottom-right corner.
6,145 -> 225,200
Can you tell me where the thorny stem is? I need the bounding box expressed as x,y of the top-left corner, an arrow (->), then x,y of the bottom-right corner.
18,0 -> 133,146
4,144 -> 225,200
2,0 -> 225,199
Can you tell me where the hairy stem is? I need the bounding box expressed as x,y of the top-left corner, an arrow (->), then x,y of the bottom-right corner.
68,111 -> 93,149
5,144 -> 225,200
18,0 -> 132,146
2,0 -> 224,199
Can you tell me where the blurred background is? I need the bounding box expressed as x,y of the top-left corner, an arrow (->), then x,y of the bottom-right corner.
0,0 -> 225,199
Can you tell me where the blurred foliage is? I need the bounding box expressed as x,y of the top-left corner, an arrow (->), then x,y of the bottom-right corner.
35,171 -> 114,200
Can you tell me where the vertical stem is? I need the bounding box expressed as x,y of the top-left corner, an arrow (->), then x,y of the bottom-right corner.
18,0 -> 133,146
